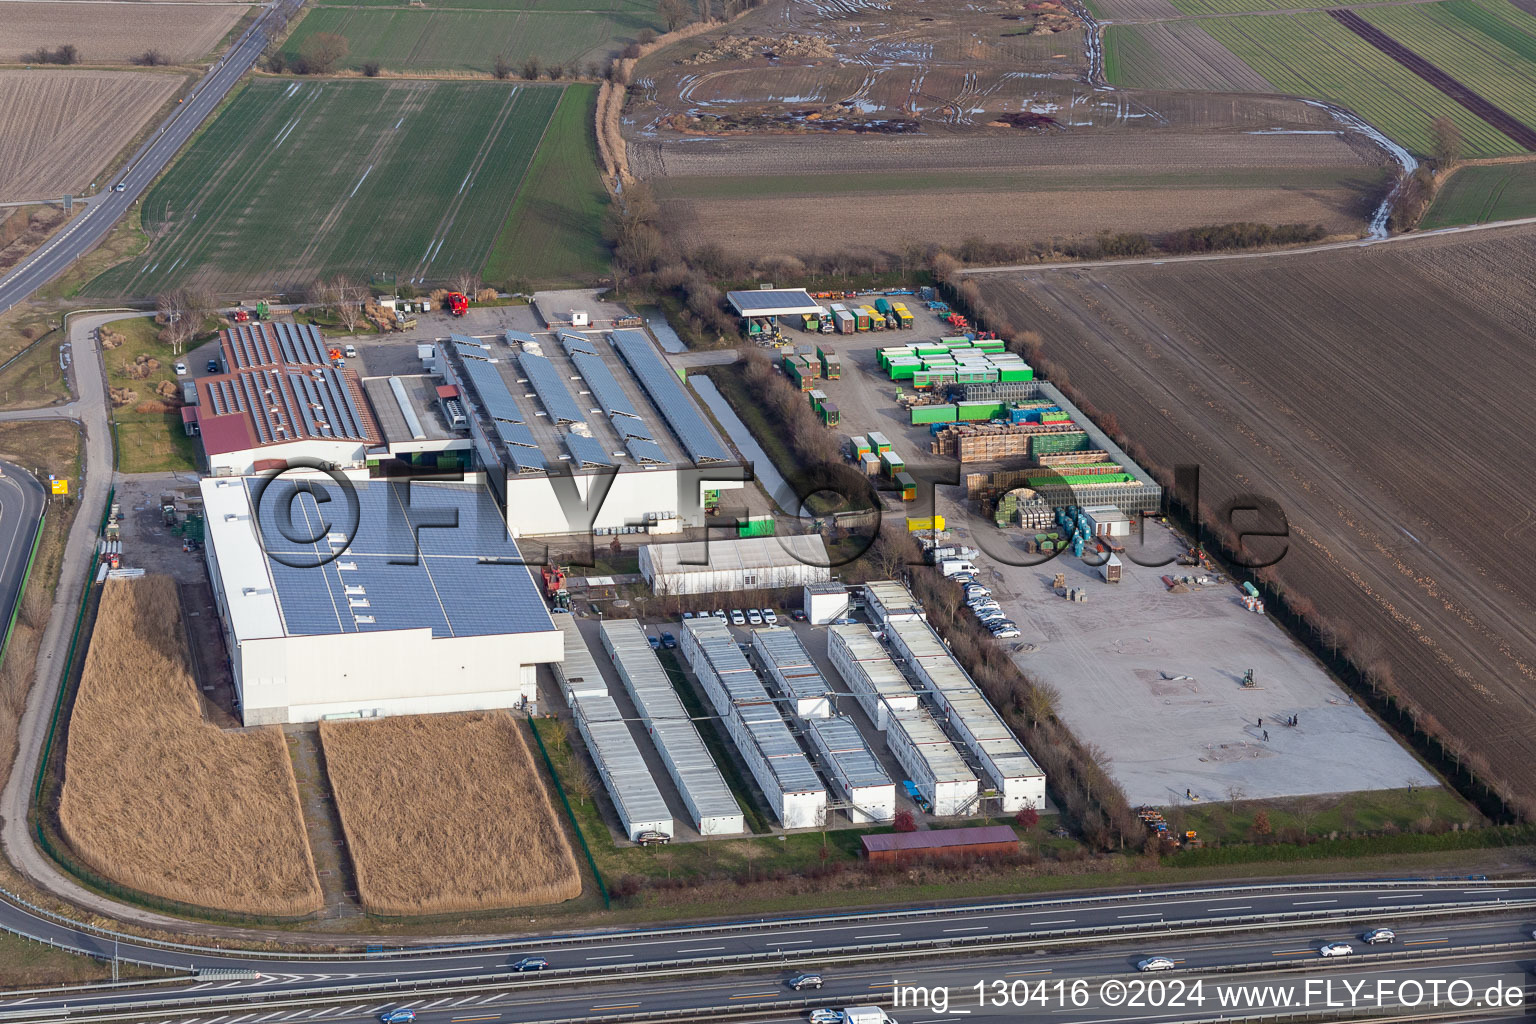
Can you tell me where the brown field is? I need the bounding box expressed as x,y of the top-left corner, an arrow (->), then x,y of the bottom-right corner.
0,70 -> 183,200
972,223 -> 1536,808
4,4 -> 244,65
644,131 -> 1387,258
58,576 -> 323,917
319,712 -> 582,916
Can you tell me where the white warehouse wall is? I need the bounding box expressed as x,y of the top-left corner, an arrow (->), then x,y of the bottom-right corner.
503,468 -> 744,536
207,439 -> 370,478
235,629 -> 560,725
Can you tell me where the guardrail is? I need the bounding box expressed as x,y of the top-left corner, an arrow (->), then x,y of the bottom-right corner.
1,897 -> 1530,1019
0,876 -> 1521,964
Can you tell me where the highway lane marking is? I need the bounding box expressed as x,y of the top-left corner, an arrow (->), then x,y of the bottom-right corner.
1273,949 -> 1315,956
1117,913 -> 1160,919
449,997 -> 481,1005
585,954 -> 634,960
676,946 -> 725,953
1207,906 -> 1251,912
1294,899 -> 1336,905
770,939 -> 813,945
255,1014 -> 285,1021
1032,919 -> 1074,925
450,1016 -> 500,1022
944,926 -> 987,932
856,933 -> 902,939
590,1006 -> 639,1013
1377,893 -> 1423,899
869,983 -> 894,989
1005,970 -> 1053,977
1469,889 -> 1510,893
729,993 -> 777,1000
422,999 -> 454,1008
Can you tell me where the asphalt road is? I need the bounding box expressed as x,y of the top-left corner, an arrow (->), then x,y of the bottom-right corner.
0,464 -> 46,641
1,882 -> 1533,1015
0,0 -> 303,315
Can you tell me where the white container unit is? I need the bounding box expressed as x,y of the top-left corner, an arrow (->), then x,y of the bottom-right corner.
803,581 -> 850,625
751,627 -> 832,719
640,535 -> 831,596
885,707 -> 979,817
863,580 -> 924,627
886,616 -> 1046,813
599,620 -> 745,836
803,716 -> 895,823
569,693 -> 673,842
826,624 -> 919,731
551,616 -> 609,702
681,618 -> 826,828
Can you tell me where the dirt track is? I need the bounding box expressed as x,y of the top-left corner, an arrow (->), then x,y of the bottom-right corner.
975,223 -> 1536,800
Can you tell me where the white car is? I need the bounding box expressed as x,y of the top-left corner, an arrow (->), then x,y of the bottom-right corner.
992,628 -> 1021,639
113,183 -> 127,192
965,587 -> 991,600
1319,943 -> 1353,958
747,608 -> 764,626
1361,928 -> 1395,944
1137,956 -> 1176,972
808,1011 -> 843,1024
730,609 -> 745,626
762,608 -> 778,625
174,362 -> 187,375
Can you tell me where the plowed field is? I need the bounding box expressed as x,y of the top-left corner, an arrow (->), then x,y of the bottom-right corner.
0,70 -> 183,201
973,224 -> 1536,803
5,3 -> 245,64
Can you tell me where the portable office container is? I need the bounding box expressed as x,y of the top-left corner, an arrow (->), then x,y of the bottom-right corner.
867,431 -> 892,453
895,471 -> 917,501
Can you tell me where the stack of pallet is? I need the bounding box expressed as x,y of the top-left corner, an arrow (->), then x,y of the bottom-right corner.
931,422 -> 1087,463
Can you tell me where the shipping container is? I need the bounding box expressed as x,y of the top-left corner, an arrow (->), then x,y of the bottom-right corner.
881,451 -> 906,477
907,514 -> 946,532
957,400 -> 1006,421
808,389 -> 827,410
820,401 -> 840,426
888,360 -> 919,381
910,403 -> 959,425
851,434 -> 872,457
867,431 -> 892,453
820,351 -> 841,379
834,310 -> 856,334
894,471 -> 916,501
874,297 -> 893,314
853,308 -> 872,331
859,451 -> 880,475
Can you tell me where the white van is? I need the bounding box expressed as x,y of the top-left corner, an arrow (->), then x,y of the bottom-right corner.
344,344 -> 357,358
940,559 -> 979,577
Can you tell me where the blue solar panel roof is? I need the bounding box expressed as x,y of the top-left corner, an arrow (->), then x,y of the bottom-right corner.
569,350 -> 640,420
559,330 -> 599,356
565,433 -> 613,467
625,437 -> 668,464
518,351 -> 587,425
249,478 -> 553,639
459,358 -> 527,425
504,329 -> 537,346
609,330 -> 732,464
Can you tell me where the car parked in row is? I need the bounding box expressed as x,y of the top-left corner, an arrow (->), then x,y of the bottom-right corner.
747,608 -> 764,626
763,608 -> 778,625
730,609 -> 746,625
660,631 -> 677,649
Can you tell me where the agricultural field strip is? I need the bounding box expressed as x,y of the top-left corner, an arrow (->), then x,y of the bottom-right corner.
88,81 -> 560,295
1103,21 -> 1279,91
1330,8 -> 1536,149
1422,159 -> 1536,225
1,2 -> 246,65
1199,11 -> 1523,154
1360,0 -> 1536,129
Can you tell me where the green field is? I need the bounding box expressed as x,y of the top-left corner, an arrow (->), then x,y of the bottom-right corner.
1199,10 -> 1527,155
1165,0 -> 1405,15
1421,159 -> 1536,225
1360,0 -> 1536,129
85,79 -> 597,296
281,4 -> 663,73
484,84 -> 609,287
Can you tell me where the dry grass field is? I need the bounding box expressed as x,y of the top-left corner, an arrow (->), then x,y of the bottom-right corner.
320,712 -> 582,916
0,70 -> 183,201
973,223 -> 1536,808
641,131 -> 1388,258
5,4 -> 244,65
58,576 -> 323,917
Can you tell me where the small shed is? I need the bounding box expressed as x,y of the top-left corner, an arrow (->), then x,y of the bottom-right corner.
804,581 -> 849,625
1083,504 -> 1131,538
1099,553 -> 1122,583
861,825 -> 1019,863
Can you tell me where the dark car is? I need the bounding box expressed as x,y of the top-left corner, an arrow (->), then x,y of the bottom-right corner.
206,359 -> 220,373
791,609 -> 807,621
647,634 -> 661,650
660,631 -> 677,649
787,972 -> 824,990
511,956 -> 549,972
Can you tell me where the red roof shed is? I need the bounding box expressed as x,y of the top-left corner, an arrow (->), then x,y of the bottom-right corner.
861,825 -> 1018,863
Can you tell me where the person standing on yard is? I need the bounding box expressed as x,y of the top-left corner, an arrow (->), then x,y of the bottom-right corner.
1264,730 -> 1269,742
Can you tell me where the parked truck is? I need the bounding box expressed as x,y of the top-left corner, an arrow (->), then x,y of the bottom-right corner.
844,1007 -> 898,1024
445,292 -> 469,316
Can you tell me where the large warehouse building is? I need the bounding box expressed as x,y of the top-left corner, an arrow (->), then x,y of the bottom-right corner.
441,329 -> 747,536
639,535 -> 831,596
201,474 -> 562,725
188,322 -> 382,477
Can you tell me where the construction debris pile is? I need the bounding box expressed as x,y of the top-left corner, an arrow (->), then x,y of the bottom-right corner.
682,34 -> 836,65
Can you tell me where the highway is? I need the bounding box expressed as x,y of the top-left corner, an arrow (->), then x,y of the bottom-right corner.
0,0 -> 303,315
0,463 -> 46,644
0,882 -> 1533,1017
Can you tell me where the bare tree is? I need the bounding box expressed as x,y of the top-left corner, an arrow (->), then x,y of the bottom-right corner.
568,764 -> 596,807
156,291 -> 198,355
543,718 -> 569,755
298,32 -> 349,74
658,0 -> 690,30
1431,116 -> 1463,168
492,53 -> 513,80
521,56 -> 541,81
451,271 -> 480,297
1022,681 -> 1059,728
332,275 -> 367,333
1226,784 -> 1246,813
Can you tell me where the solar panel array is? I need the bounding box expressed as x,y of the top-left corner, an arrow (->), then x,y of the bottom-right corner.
251,478 -> 553,639
449,333 -> 494,361
561,335 -> 680,468
625,437 -> 668,464
202,367 -> 371,443
518,350 -> 588,425
609,330 -> 731,463
558,330 -> 598,355
564,433 -> 612,467
223,322 -> 329,369
451,346 -> 548,472
503,329 -> 537,346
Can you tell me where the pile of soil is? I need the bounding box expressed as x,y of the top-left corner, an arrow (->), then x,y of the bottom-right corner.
682,34 -> 835,65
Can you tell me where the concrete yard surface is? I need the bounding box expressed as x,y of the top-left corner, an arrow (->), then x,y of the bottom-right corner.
951,514 -> 1436,807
